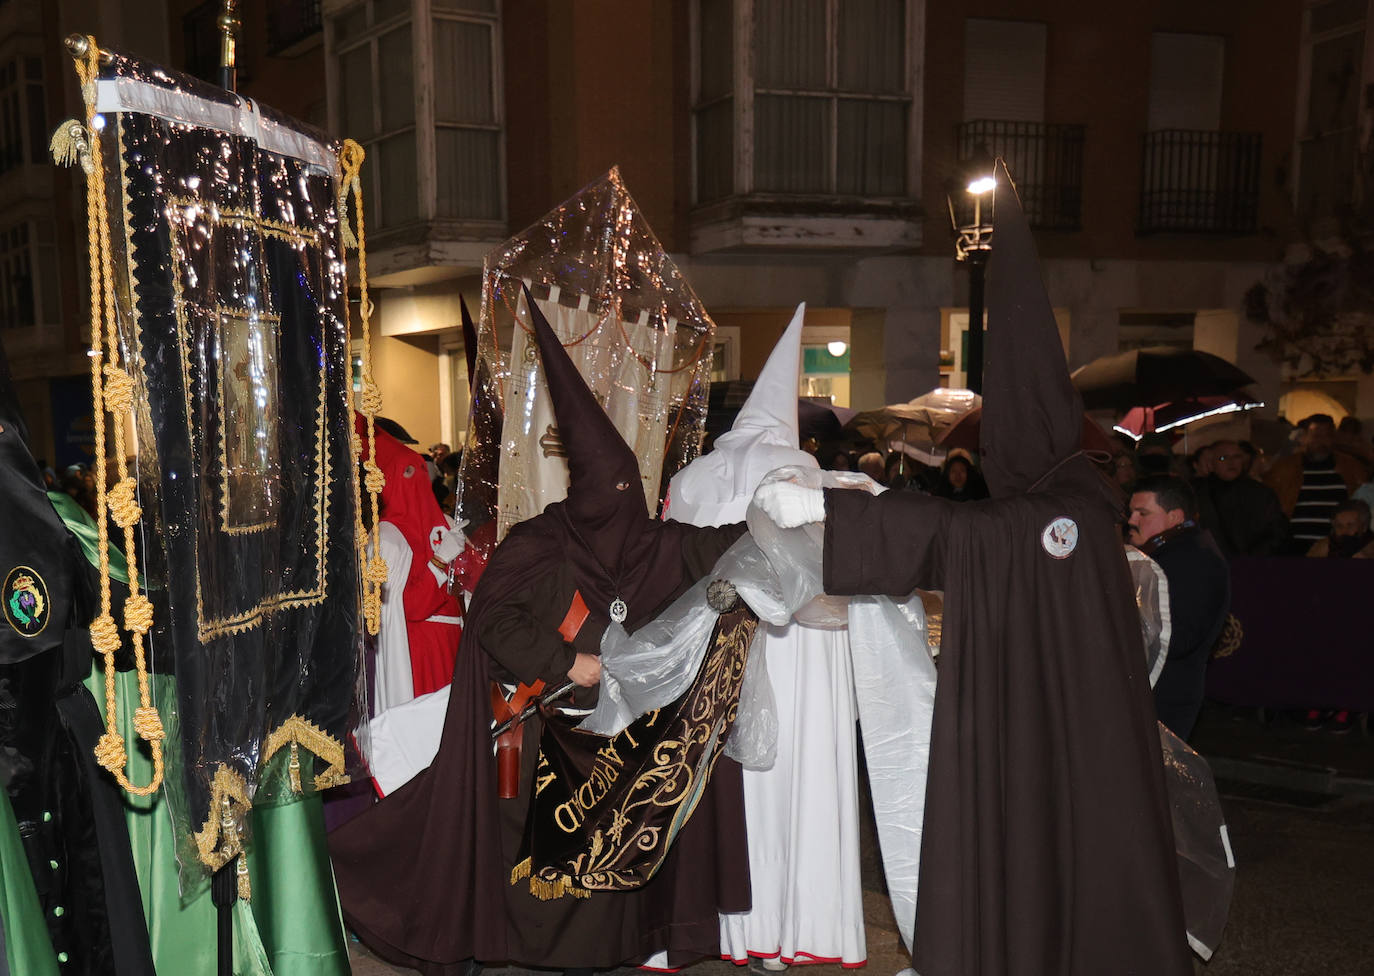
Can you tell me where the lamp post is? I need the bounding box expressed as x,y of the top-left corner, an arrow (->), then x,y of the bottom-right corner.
950,174 -> 996,393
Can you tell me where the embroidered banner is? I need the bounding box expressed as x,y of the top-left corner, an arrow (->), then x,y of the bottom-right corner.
100,51 -> 361,876
515,605 -> 756,898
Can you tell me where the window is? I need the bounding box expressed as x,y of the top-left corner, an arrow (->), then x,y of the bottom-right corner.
0,57 -> 47,175
1147,33 -> 1224,132
1297,0 -> 1365,220
693,0 -> 912,204
335,0 -> 418,230
331,0 -> 503,230
432,2 -> 503,220
269,0 -> 324,54
0,220 -> 60,331
962,18 -> 1046,124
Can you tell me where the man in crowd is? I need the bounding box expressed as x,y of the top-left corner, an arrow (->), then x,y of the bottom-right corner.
1194,439 -> 1289,556
1127,476 -> 1231,739
1305,498 -> 1374,559
1264,414 -> 1365,553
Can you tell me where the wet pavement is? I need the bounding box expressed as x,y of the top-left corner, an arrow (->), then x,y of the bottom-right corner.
349,704 -> 1374,975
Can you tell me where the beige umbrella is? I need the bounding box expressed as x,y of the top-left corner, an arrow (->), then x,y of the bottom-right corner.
845,389 -> 981,456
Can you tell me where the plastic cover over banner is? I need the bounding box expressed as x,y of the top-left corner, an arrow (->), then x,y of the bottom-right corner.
457,168 -> 717,546
96,49 -> 363,883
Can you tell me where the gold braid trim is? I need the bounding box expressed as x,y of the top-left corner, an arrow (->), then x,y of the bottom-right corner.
193,765 -> 253,899
262,714 -> 350,793
509,857 -> 589,901
337,139 -> 385,636
67,34 -> 164,797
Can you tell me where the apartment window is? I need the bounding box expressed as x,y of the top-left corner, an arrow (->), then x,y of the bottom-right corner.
694,0 -> 912,204
1297,0 -> 1365,220
1148,33 -> 1224,131
432,1 -> 502,220
331,0 -> 503,229
336,0 -> 418,230
963,18 -> 1046,124
269,0 -> 324,54
0,57 -> 47,175
0,221 -> 60,330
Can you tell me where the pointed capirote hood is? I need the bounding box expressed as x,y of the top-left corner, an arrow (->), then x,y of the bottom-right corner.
729,303 -> 805,444
525,286 -> 649,569
667,304 -> 818,527
979,159 -> 1085,498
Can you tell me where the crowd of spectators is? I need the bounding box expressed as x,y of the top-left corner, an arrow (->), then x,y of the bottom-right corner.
810,410 -> 1374,738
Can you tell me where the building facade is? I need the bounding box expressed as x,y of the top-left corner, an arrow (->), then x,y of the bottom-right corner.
10,0 -> 1374,464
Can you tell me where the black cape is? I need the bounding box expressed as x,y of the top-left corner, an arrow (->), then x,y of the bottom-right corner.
823,164 -> 1190,976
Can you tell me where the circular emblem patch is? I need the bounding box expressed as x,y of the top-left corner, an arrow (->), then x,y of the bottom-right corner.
1041,517 -> 1079,559
4,565 -> 50,638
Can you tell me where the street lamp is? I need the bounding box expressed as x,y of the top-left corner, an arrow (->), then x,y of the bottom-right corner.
949,172 -> 996,393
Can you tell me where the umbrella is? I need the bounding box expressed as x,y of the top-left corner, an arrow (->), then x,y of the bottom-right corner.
1115,391 -> 1263,439
1070,346 -> 1255,411
940,405 -> 1117,455
845,388 -> 981,450
705,382 -> 857,446
798,398 -> 856,443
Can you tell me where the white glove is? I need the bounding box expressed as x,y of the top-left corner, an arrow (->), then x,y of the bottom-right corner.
431,521 -> 468,563
752,481 -> 825,529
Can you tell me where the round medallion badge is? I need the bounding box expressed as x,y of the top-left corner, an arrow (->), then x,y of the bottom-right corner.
1041,516 -> 1079,559
4,565 -> 50,638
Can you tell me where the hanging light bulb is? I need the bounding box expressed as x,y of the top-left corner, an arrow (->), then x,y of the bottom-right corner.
827,340 -> 847,357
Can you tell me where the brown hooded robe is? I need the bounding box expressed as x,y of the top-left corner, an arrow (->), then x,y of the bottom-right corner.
329,290 -> 748,974
822,166 -> 1191,976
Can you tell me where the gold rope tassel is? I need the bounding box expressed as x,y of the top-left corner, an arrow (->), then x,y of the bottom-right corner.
70,34 -> 165,796
337,138 -> 386,635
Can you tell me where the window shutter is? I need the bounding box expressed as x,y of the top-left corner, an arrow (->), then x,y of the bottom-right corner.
963,19 -> 1046,123
1147,33 -> 1224,132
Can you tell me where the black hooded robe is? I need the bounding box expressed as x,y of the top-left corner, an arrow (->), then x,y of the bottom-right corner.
821,165 -> 1191,976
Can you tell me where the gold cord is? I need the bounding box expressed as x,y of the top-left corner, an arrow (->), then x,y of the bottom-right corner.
338,139 -> 385,635
70,35 -> 165,796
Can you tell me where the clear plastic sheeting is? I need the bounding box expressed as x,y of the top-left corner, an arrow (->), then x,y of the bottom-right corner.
1126,546 -> 1171,688
583,535 -> 779,770
456,168 -> 717,550
848,594 -> 936,954
589,463 -> 936,952
1158,724 -> 1236,960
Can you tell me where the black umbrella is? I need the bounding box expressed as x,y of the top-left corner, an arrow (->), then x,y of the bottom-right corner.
1070,346 -> 1254,411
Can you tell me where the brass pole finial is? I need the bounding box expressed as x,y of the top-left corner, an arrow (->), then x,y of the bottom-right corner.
218,0 -> 241,93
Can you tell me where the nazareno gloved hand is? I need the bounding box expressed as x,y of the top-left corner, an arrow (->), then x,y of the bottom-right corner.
432,520 -> 469,563
752,480 -> 825,529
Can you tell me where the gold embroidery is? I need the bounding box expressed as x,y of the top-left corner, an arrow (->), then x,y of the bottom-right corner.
526,611 -> 755,896
262,713 -> 350,792
161,194 -> 333,642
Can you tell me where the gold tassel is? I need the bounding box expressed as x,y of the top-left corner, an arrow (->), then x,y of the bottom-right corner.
509,856 -> 531,885
49,118 -> 92,173
288,741 -> 302,793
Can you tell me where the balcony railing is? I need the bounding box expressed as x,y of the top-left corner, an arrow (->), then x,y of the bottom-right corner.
268,0 -> 323,56
1138,129 -> 1261,235
956,120 -> 1085,231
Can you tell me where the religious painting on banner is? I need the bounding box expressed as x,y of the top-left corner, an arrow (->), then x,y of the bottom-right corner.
456,169 -> 717,549
89,48 -> 364,885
